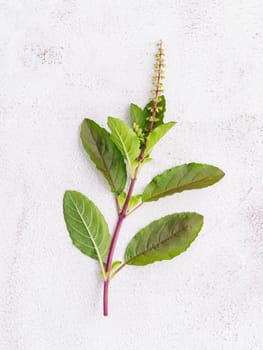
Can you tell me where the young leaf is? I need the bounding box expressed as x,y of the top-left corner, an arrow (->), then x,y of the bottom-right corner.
144,95 -> 166,128
107,117 -> 140,176
130,103 -> 148,130
144,121 -> 176,155
102,260 -> 122,278
124,212 -> 203,266
141,156 -> 152,165
80,119 -> 126,195
142,163 -> 225,202
117,192 -> 141,212
63,191 -> 111,277
117,192 -> 126,207
128,194 -> 141,211
110,260 -> 122,271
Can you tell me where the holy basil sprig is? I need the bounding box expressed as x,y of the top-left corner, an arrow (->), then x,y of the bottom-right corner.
63,41 -> 225,316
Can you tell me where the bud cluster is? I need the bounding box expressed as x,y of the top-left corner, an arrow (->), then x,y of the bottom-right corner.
133,122 -> 145,141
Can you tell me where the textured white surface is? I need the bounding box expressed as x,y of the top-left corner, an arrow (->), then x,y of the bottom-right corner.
1,1 -> 263,349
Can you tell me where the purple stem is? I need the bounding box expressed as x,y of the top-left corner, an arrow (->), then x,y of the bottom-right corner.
103,41 -> 164,316
103,177 -> 136,316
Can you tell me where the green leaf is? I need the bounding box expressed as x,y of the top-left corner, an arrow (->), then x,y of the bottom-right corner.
130,103 -> 148,130
117,192 -> 141,213
124,212 -> 203,266
101,260 -> 122,278
142,163 -> 225,202
128,194 -> 141,211
141,156 -> 152,165
80,119 -> 126,195
110,260 -> 122,272
117,191 -> 126,210
63,191 -> 111,278
108,117 -> 140,176
145,121 -> 176,155
144,95 -> 166,128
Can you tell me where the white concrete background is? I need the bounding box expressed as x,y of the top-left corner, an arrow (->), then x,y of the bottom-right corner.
0,1 -> 263,349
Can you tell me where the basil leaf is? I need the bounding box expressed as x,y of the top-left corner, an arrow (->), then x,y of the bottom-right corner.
110,260 -> 122,272
145,121 -> 176,155
108,117 -> 140,176
117,191 -> 126,208
142,163 -> 225,202
117,193 -> 141,213
125,212 -> 203,266
80,119 -> 126,195
130,103 -> 148,130
63,191 -> 111,275
128,194 -> 141,211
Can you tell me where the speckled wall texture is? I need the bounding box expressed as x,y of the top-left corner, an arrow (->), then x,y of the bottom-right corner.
1,1 -> 263,349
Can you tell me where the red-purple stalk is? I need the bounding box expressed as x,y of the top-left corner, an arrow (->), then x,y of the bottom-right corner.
103,175 -> 137,316
103,40 -> 164,316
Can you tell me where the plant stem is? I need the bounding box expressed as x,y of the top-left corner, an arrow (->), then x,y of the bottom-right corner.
103,174 -> 137,316
103,40 -> 164,316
